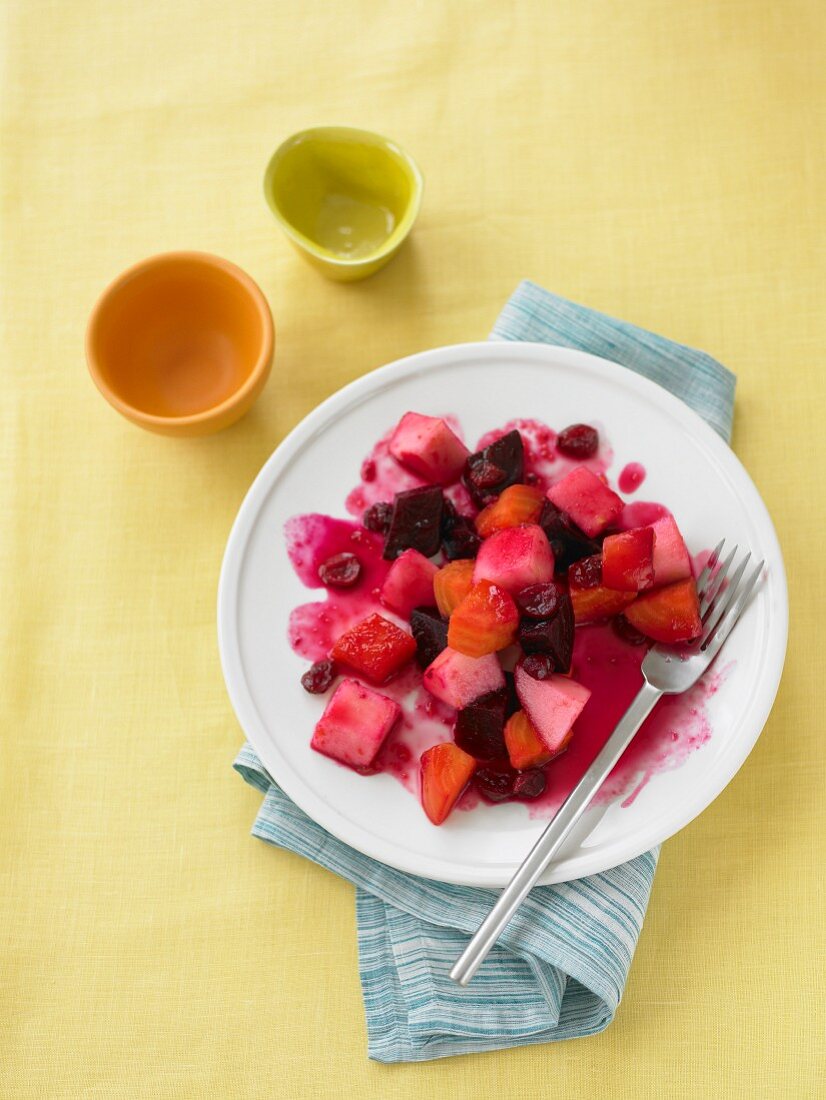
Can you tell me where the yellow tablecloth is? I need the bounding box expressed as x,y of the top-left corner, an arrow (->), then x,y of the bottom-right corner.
2,1 -> 823,1095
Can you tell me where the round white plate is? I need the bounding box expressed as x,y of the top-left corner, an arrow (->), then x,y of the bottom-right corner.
218,342 -> 787,886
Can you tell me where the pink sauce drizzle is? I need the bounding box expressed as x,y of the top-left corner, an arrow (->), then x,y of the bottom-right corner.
286,516 -> 389,659
286,416 -> 729,816
619,462 -> 646,493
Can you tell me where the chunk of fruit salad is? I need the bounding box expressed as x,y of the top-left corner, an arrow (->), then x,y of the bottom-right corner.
311,679 -> 401,769
546,466 -> 624,538
330,613 -> 417,683
389,412 -> 469,486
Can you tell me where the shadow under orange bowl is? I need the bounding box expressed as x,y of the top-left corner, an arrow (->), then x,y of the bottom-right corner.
86,252 -> 274,436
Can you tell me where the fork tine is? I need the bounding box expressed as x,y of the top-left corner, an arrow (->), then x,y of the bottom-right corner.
695,539 -> 725,602
701,560 -> 764,658
700,544 -> 738,617
701,551 -> 751,645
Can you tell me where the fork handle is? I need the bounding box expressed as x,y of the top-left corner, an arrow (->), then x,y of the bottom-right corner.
449,679 -> 663,987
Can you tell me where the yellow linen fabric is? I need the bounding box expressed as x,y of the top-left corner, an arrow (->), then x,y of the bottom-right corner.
1,1 -> 824,1096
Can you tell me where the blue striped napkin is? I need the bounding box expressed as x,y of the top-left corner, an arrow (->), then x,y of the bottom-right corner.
234,281 -> 736,1062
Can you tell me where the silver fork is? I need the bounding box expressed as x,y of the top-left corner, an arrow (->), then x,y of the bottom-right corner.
450,541 -> 764,987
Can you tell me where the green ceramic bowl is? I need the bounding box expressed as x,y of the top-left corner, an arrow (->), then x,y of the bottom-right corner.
263,126 -> 423,281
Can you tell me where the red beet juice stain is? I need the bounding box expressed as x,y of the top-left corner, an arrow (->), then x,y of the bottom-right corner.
618,462 -> 646,493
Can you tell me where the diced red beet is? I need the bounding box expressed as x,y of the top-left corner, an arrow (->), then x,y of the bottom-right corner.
380,549 -> 438,619
420,742 -> 476,824
409,607 -> 448,668
473,525 -> 554,593
301,659 -> 337,694
363,501 -> 392,534
462,429 -> 524,506
556,423 -> 599,459
602,527 -> 655,592
504,710 -> 552,770
447,581 -> 519,657
383,487 -> 444,560
440,500 -> 481,561
517,591 -> 574,672
515,581 -> 566,620
422,647 -> 505,709
318,552 -> 362,588
513,769 -> 547,800
650,515 -> 693,586
311,679 -> 401,769
624,578 -> 702,643
546,467 -> 624,538
453,688 -> 509,760
538,499 -> 601,571
474,766 -> 517,803
389,412 -> 470,486
330,613 -> 417,683
514,664 -> 591,754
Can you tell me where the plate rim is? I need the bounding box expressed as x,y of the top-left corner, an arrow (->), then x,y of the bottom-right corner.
218,340 -> 788,885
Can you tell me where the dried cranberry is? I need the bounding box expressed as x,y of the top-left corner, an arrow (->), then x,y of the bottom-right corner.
318,552 -> 362,588
363,501 -> 393,534
519,653 -> 555,680
301,659 -> 336,694
513,770 -> 547,799
569,554 -> 602,589
474,767 -> 517,802
472,460 -> 507,489
613,615 -> 650,646
515,582 -> 565,620
557,423 -> 599,459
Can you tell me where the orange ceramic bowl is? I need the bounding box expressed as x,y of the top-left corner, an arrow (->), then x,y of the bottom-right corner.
86,252 -> 274,436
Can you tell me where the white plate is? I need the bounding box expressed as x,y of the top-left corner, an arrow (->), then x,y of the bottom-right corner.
218,342 -> 787,886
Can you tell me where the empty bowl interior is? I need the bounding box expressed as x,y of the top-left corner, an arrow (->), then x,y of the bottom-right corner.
269,134 -> 418,260
92,258 -> 268,418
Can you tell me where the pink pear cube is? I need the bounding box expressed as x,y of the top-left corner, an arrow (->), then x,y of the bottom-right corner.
546,467 -> 624,537
650,515 -> 692,586
473,525 -> 554,592
423,647 -> 505,710
389,412 -> 469,486
311,679 -> 401,769
514,664 -> 591,753
380,549 -> 439,620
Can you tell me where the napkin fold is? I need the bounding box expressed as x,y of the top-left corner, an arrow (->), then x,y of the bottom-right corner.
234,281 -> 735,1062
